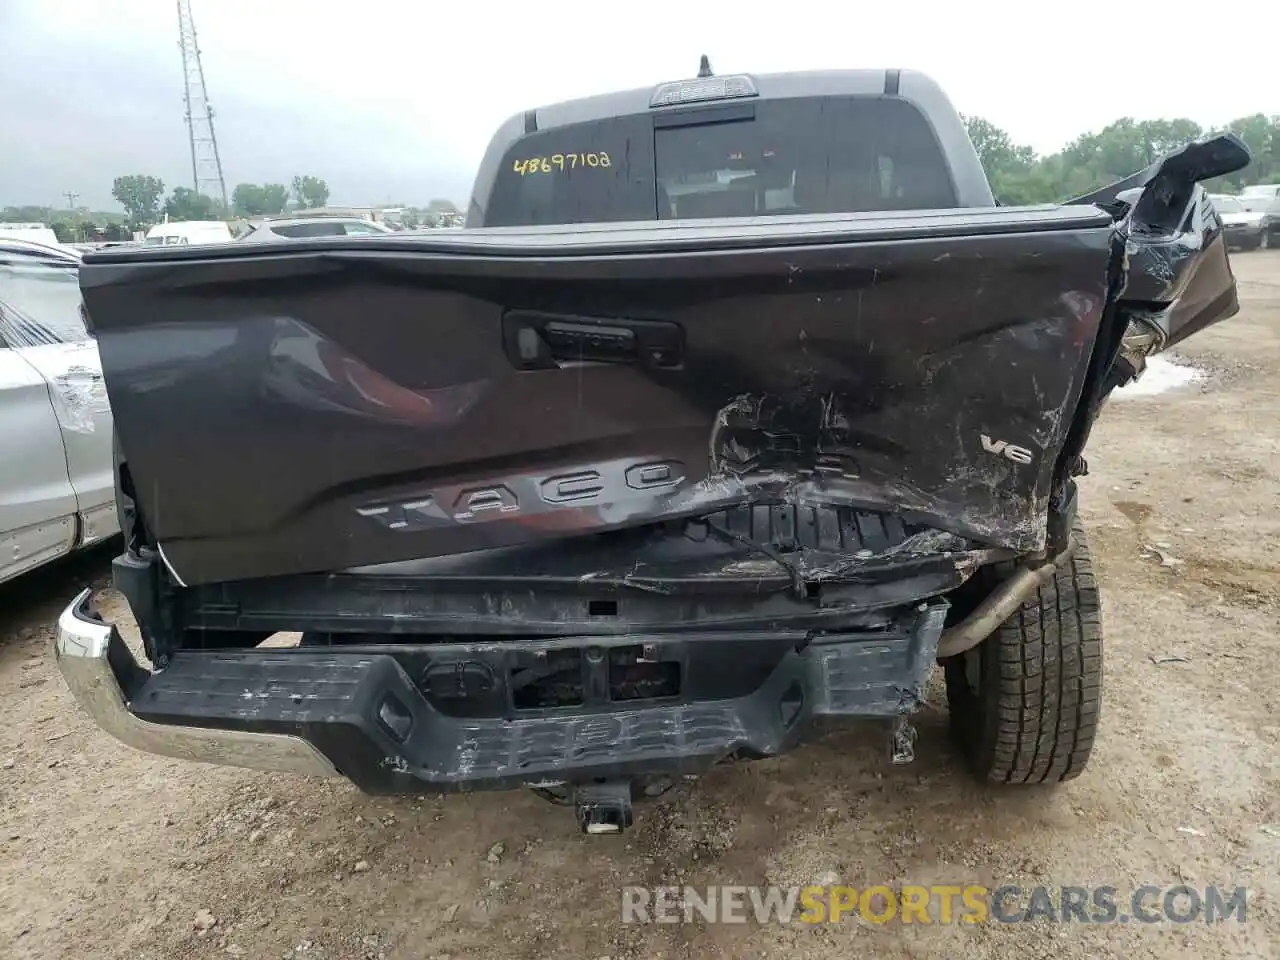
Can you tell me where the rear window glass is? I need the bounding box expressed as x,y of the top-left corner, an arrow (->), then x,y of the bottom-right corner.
483,96 -> 957,227
271,221 -> 349,238
485,116 -> 655,227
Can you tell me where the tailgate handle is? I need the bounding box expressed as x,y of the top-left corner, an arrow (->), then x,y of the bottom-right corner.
503,310 -> 683,370
545,320 -> 636,360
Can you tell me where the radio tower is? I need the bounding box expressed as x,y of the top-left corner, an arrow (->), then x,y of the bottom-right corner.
176,0 -> 228,210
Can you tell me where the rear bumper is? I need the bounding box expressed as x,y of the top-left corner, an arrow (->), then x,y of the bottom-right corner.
53,589 -> 338,777
54,588 -> 947,793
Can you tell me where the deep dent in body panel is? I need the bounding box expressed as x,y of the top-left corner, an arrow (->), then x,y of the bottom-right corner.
696,376 -> 1061,552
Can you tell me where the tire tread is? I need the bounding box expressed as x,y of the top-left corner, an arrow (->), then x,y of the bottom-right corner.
945,521 -> 1103,784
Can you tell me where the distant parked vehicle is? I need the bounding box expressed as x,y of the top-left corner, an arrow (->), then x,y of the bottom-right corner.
0,223 -> 88,257
1238,184 -> 1280,245
0,222 -> 61,247
0,238 -> 117,585
237,216 -> 396,242
1209,194 -> 1271,250
143,220 -> 234,246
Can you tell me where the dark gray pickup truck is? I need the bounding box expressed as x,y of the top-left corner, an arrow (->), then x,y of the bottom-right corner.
55,64 -> 1248,833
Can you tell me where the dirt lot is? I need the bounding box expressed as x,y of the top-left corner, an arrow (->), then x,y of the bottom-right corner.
3,253 -> 1279,960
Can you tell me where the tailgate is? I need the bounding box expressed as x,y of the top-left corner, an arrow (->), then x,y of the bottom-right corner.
79,208 -> 1115,586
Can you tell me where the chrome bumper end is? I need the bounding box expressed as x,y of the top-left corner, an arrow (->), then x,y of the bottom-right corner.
53,588 -> 337,777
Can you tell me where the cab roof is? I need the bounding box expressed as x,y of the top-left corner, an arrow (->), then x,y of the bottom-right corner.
529,68 -> 924,132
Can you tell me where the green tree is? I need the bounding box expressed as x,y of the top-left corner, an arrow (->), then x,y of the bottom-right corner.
960,115 -> 1266,205
426,198 -> 458,213
963,116 -> 1035,176
962,116 -> 1050,204
231,183 -> 288,217
1205,114 -> 1279,192
1053,117 -> 1205,196
3,205 -> 57,222
164,186 -> 217,221
2,205 -> 126,228
261,183 -> 289,215
111,174 -> 165,228
291,175 -> 330,209
231,183 -> 267,217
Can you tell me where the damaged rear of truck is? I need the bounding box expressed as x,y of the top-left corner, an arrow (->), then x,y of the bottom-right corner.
54,67 -> 1249,832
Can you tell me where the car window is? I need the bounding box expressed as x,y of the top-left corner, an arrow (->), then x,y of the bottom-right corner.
1213,197 -> 1243,214
482,96 -> 956,227
0,254 -> 88,348
271,221 -> 347,238
341,221 -> 386,236
658,98 -> 956,218
484,115 -> 657,227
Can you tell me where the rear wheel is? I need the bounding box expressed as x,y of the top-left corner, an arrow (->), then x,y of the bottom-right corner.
942,522 -> 1103,784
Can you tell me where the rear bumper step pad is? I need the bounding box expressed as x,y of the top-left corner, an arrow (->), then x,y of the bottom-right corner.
55,588 -> 946,792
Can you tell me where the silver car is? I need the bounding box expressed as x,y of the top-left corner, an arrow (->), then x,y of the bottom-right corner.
0,238 -> 117,584
1211,194 -> 1271,250
237,217 -> 395,242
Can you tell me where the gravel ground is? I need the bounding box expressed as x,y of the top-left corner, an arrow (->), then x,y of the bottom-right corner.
2,252 -> 1279,960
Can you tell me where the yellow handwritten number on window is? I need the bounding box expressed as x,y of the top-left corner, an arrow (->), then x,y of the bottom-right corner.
513,152 -> 612,176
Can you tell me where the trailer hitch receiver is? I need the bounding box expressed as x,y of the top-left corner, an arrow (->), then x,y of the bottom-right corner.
574,781 -> 635,835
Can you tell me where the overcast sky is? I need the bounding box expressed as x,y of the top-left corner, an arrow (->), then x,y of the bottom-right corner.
2,0 -> 1275,212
